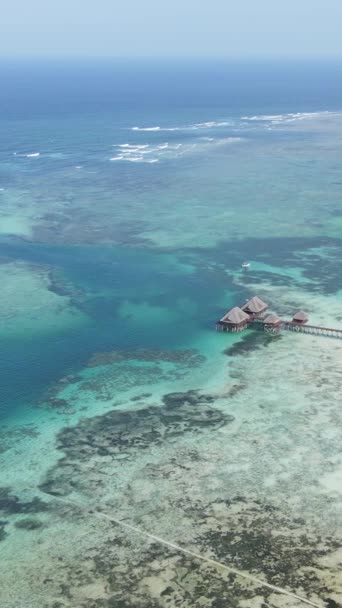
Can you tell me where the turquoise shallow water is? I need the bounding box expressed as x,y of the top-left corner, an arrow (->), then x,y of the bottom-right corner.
0,240 -> 242,418
1,60 -> 342,607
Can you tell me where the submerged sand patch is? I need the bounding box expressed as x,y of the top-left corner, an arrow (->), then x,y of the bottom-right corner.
0,189 -> 37,238
0,260 -> 87,339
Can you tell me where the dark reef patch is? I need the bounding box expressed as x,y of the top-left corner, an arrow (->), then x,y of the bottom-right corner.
47,268 -> 86,305
39,390 -> 231,498
49,531 -> 266,608
162,389 -> 215,407
224,330 -> 281,357
0,520 -> 8,541
33,212 -> 153,247
130,393 -> 152,402
325,599 -> 339,608
0,424 -> 40,454
86,348 -> 206,369
195,236 -> 342,296
33,495 -> 342,607
196,497 -> 341,598
14,517 -> 44,530
76,363 -> 189,400
40,349 -> 206,411
0,487 -> 49,516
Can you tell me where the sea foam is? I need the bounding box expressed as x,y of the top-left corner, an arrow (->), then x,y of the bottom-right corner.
132,126 -> 163,132
13,152 -> 41,158
110,136 -> 243,164
131,120 -> 233,132
240,111 -> 339,125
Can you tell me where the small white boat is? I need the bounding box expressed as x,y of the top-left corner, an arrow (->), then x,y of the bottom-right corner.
241,262 -> 250,268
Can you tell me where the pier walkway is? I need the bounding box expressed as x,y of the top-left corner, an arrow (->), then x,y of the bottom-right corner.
250,318 -> 342,339
282,321 -> 342,338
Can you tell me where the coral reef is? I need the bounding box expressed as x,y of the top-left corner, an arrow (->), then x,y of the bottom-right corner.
14,517 -> 44,530
39,390 -> 231,498
86,348 -> 206,368
0,487 -> 49,516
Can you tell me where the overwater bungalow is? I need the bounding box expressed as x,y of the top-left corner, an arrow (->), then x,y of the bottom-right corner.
242,295 -> 268,317
263,313 -> 281,333
292,310 -> 308,324
216,297 -> 342,340
216,306 -> 250,332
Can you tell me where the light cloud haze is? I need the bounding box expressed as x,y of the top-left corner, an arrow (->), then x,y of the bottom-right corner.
1,0 -> 342,58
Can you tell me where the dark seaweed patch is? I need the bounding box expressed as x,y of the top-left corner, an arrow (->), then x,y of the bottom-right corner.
325,599 -> 339,608
0,520 -> 8,541
130,393 -> 152,402
39,390 -> 231,498
162,389 -> 215,408
87,349 -> 205,368
188,235 -> 342,297
18,492 -> 341,607
197,498 -> 339,597
224,331 -> 281,357
14,517 -> 44,530
41,350 -> 206,412
43,503 -> 341,608
0,424 -> 41,454
0,487 -> 49,515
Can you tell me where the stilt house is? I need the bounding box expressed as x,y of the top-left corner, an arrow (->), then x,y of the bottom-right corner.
292,310 -> 308,324
242,296 -> 268,318
217,306 -> 250,332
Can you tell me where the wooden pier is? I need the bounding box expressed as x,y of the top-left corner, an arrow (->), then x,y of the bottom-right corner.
282,321 -> 342,339
217,296 -> 342,340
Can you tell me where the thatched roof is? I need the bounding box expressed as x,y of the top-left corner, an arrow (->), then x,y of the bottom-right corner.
242,296 -> 268,314
292,310 -> 308,322
264,313 -> 281,325
220,306 -> 250,325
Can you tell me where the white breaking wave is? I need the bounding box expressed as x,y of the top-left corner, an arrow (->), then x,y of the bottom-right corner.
110,153 -> 159,164
46,152 -> 67,159
211,137 -> 243,144
131,111 -> 342,135
192,121 -> 233,129
125,157 -> 159,163
131,126 -> 179,132
118,144 -> 149,149
131,120 -> 234,132
110,136 -> 243,164
13,152 -> 40,158
132,126 -> 161,131
240,111 -> 340,125
124,156 -> 146,162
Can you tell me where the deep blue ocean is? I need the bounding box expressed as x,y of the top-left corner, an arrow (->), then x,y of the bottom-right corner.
2,58 -> 342,118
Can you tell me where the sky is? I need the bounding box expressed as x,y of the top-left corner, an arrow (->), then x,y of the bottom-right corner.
1,0 -> 342,58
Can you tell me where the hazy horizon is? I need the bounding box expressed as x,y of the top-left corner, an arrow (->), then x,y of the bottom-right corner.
1,54 -> 342,63
1,0 -> 342,59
